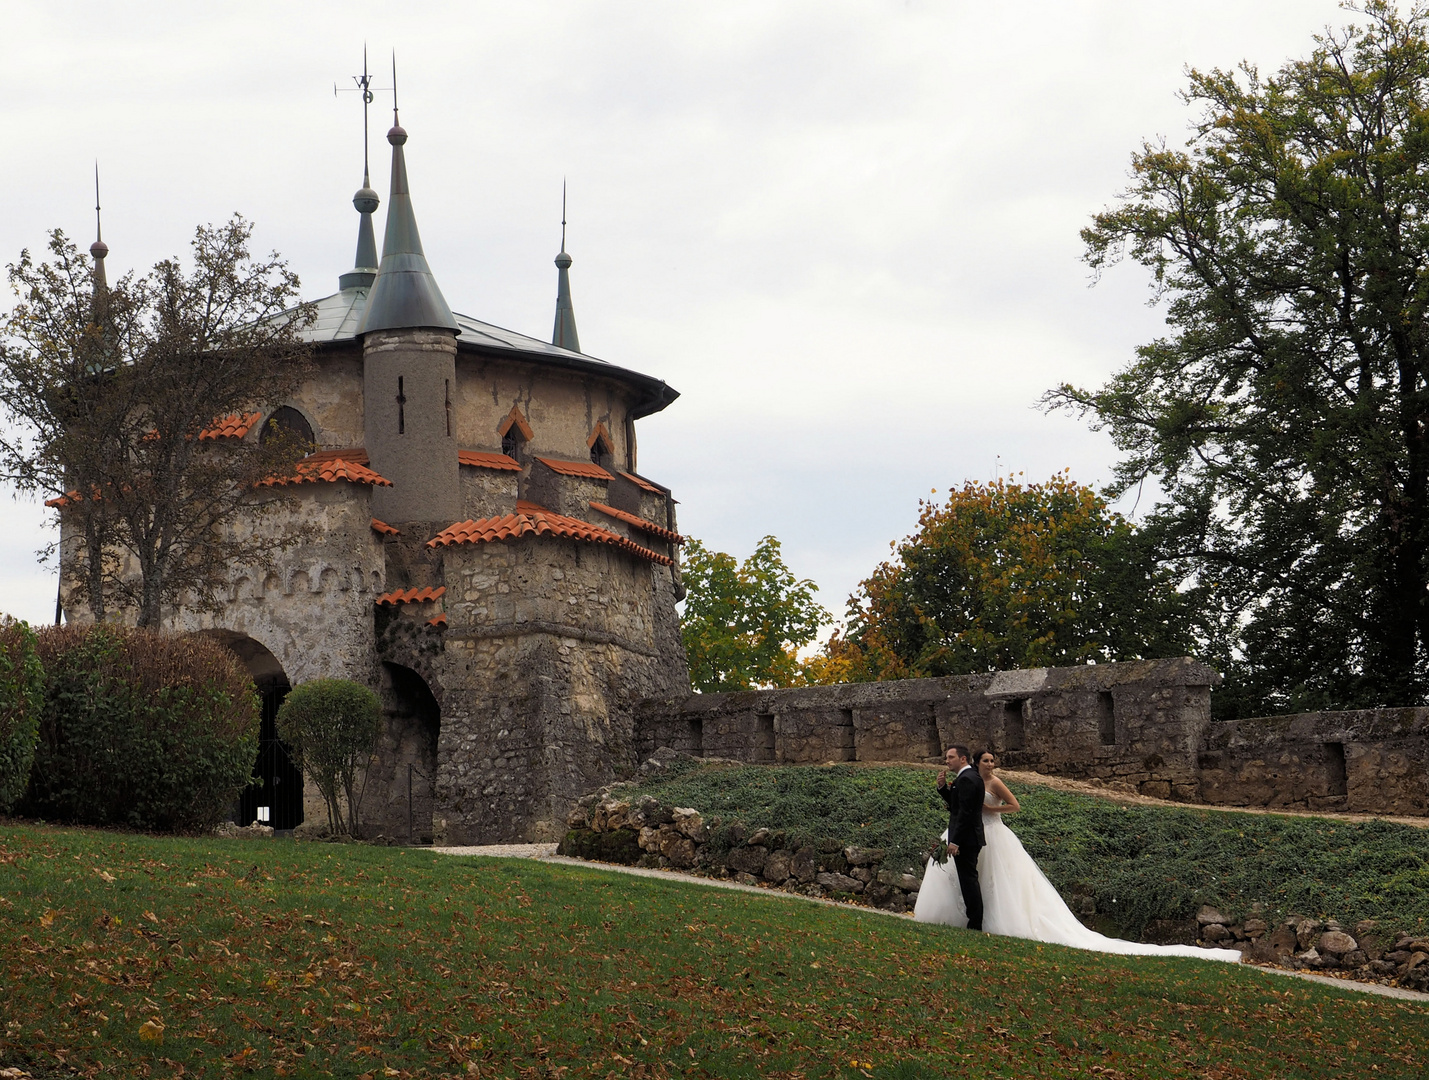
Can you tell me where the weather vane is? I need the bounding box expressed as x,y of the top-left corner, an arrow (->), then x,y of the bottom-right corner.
334,46 -> 390,185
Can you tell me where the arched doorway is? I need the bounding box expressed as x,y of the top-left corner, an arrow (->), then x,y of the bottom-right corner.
206,631 -> 304,831
361,662 -> 440,843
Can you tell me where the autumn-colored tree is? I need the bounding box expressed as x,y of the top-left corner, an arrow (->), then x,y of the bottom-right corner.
680,536 -> 829,692
821,473 -> 1191,681
1047,2 -> 1429,714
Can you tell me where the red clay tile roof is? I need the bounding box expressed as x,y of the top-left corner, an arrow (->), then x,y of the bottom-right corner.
305,447 -> 370,465
588,501 -> 684,544
371,518 -> 400,536
534,457 -> 613,481
199,412 -> 263,441
375,586 -> 447,606
427,508 -> 674,566
258,456 -> 392,488
458,450 -> 522,471
45,487 -> 101,509
428,613 -> 448,628
619,470 -> 665,495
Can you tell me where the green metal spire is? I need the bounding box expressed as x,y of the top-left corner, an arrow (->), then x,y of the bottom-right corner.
358,58 -> 457,335
551,182 -> 580,353
341,48 -> 380,291
90,162 -> 108,311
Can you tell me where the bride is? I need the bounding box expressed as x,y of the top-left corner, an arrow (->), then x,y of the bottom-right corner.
913,750 -> 1242,962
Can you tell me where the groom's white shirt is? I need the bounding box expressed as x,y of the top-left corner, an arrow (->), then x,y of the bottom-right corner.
955,764 -> 972,777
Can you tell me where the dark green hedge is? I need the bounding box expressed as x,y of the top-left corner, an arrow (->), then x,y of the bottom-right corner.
0,619 -> 43,813
21,625 -> 260,832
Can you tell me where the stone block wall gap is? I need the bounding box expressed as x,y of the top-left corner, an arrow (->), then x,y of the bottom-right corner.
1098,691 -> 1116,746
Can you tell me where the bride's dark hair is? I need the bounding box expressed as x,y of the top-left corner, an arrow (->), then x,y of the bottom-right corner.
973,748 -> 997,765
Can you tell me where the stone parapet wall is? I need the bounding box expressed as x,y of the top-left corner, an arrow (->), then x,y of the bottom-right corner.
1200,708 -> 1429,815
635,658 -> 1220,801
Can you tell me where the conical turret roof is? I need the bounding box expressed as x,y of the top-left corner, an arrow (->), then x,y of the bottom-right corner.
358,119 -> 457,335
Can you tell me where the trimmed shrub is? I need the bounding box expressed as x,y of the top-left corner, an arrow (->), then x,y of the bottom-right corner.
0,618 -> 44,813
22,625 -> 260,831
275,678 -> 381,837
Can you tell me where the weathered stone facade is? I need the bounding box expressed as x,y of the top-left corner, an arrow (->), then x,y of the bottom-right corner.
1199,708 -> 1429,815
637,658 -> 1220,801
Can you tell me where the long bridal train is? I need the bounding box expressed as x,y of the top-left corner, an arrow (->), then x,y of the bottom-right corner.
914,795 -> 1243,963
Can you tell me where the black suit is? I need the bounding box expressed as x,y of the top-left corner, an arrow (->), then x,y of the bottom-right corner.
939,766 -> 986,931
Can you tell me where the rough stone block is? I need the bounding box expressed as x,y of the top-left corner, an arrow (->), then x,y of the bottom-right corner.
790,847 -> 817,883
763,850 -> 792,882
817,872 -> 862,893
726,846 -> 768,875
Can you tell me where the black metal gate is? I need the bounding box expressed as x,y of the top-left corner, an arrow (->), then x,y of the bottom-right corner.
237,681 -> 303,830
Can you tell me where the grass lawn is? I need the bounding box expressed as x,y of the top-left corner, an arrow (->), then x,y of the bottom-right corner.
2,823 -> 1426,1079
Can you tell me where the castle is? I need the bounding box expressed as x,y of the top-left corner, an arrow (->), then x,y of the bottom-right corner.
57,105 -> 691,843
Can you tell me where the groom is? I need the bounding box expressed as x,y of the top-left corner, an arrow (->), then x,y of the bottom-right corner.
937,744 -> 985,932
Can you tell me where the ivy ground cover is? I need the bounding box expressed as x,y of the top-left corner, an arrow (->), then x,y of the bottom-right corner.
1,823 -> 1425,1079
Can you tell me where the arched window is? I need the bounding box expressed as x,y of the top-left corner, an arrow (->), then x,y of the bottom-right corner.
261,406 -> 314,447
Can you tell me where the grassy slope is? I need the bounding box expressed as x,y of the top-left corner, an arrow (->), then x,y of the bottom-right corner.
626,764 -> 1429,938
2,824 -> 1427,1080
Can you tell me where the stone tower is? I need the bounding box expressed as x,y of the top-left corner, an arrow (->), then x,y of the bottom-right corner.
358,114 -> 461,528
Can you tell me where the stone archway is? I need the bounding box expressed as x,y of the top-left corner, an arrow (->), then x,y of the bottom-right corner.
360,661 -> 440,843
204,630 -> 304,831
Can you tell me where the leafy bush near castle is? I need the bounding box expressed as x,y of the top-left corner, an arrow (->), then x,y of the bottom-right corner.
628,762 -> 1429,939
0,619 -> 43,813
21,625 -> 260,831
276,678 -> 382,837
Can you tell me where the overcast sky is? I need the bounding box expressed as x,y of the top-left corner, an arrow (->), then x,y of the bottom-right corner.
0,0 -> 1351,628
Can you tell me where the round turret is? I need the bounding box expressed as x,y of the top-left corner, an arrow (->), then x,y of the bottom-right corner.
387,125 -> 408,145
90,240 -> 109,259
353,186 -> 380,215
555,250 -> 572,269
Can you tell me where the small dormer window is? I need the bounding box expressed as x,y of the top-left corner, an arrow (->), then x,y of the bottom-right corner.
502,428 -> 524,460
588,423 -> 614,469
498,405 -> 533,463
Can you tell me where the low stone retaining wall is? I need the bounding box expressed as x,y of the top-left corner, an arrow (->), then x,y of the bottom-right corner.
556,792 -> 927,912
1193,905 -> 1429,991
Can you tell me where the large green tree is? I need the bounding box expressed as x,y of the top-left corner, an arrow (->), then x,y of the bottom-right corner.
822,474 -> 1191,682
1047,1 -> 1429,715
679,536 -> 828,692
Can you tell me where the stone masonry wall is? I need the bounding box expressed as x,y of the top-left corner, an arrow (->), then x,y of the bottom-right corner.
1199,708 -> 1429,815
433,535 -> 690,844
636,658 -> 1220,801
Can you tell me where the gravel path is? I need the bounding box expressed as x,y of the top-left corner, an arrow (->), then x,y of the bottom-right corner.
428,844 -> 1429,1004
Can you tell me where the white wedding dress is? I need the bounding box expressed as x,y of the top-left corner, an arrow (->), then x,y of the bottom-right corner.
913,790 -> 1242,962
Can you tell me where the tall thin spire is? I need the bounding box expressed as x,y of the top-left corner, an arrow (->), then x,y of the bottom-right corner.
357,55 -> 457,334
90,162 -> 109,302
340,47 -> 380,290
551,181 -> 580,353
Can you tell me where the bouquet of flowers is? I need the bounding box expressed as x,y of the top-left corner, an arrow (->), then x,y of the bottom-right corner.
927,839 -> 952,866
